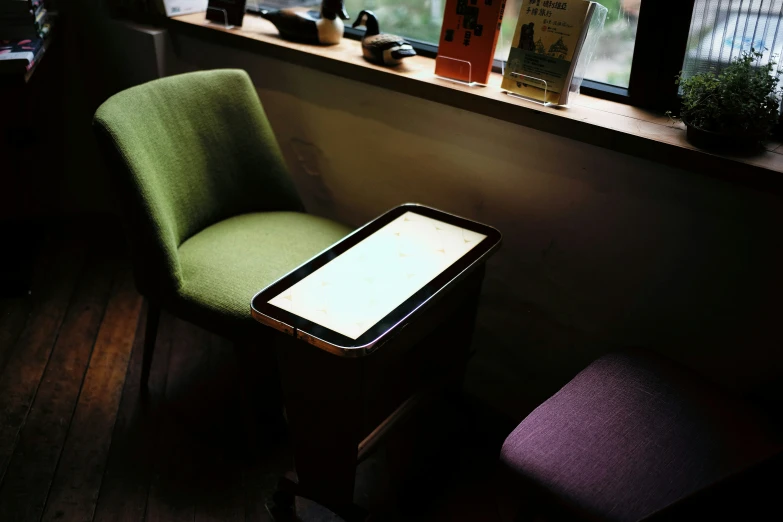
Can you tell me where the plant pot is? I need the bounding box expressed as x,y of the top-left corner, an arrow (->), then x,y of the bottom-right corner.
683,120 -> 767,155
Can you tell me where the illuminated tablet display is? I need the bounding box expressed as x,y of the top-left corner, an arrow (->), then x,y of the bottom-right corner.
268,211 -> 487,340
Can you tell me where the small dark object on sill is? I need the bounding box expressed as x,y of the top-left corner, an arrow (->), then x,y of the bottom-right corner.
684,120 -> 767,157
207,0 -> 248,27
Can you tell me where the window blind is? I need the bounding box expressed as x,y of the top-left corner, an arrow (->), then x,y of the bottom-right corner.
683,0 -> 783,79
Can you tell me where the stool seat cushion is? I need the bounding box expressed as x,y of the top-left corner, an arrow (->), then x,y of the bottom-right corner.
177,211 -> 351,324
500,351 -> 782,522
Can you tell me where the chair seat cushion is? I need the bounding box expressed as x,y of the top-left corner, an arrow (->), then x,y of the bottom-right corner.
176,211 -> 351,328
499,351 -> 782,522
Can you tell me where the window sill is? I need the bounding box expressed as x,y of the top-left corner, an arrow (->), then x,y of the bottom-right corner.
169,12 -> 783,194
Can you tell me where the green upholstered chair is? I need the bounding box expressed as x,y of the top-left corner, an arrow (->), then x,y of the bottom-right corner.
92,69 -> 352,392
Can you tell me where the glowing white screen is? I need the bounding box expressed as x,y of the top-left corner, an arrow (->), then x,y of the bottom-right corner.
268,212 -> 487,340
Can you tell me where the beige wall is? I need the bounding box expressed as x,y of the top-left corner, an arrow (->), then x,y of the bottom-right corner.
141,32 -> 783,418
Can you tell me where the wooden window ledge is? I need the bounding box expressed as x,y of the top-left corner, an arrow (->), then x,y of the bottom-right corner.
169,12 -> 783,194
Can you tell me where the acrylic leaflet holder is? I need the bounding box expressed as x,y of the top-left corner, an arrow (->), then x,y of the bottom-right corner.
500,2 -> 608,107
206,6 -> 235,29
205,0 -> 246,28
506,73 -> 551,107
435,56 -> 481,87
568,4 -> 609,99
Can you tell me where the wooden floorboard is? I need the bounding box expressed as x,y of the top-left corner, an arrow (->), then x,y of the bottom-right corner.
0,232 -> 72,379
0,297 -> 31,378
144,416 -> 198,522
0,237 -> 89,485
40,267 -> 143,522
243,467 -> 275,522
144,316 -> 209,522
193,456 -> 245,522
91,302 -> 173,522
0,248 -> 118,522
193,333 -> 247,522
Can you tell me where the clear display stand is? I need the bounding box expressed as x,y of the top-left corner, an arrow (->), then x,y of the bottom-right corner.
206,6 -> 235,29
498,2 -> 608,107
434,56 -> 483,87
568,4 -> 609,99
506,73 -> 551,107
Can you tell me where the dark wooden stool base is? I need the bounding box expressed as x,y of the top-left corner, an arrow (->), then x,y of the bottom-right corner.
268,267 -> 486,521
266,476 -> 370,522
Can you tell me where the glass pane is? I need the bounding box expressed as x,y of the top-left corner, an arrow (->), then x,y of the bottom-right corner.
682,0 -> 783,81
498,0 -> 640,88
342,0 -> 446,44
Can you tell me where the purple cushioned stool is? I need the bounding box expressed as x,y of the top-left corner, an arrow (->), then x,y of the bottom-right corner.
498,351 -> 783,522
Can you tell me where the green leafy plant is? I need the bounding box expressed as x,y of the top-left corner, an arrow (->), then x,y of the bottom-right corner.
674,49 -> 782,136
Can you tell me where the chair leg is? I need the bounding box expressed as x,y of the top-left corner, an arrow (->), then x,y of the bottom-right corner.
235,343 -> 262,460
266,476 -> 370,522
234,339 -> 287,447
140,302 -> 161,395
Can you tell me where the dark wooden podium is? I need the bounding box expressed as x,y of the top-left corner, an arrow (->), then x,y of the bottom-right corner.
274,267 -> 483,520
251,205 -> 500,521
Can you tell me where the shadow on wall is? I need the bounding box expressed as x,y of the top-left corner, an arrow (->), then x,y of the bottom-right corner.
138,31 -> 783,420
60,4 -> 172,215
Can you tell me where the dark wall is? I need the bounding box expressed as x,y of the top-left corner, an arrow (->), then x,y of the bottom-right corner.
59,2 -> 166,214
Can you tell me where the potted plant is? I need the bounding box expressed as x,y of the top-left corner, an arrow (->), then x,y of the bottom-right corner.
671,49 -> 782,154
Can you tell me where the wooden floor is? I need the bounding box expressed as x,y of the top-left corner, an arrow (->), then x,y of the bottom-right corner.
0,222 -> 504,522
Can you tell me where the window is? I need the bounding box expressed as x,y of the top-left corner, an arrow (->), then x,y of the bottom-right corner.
682,0 -> 783,81
337,1 -> 642,88
576,0 -> 640,87
342,0 -> 444,45
261,1 -> 761,111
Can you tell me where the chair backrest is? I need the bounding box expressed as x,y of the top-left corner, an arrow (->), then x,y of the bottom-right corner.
93,69 -> 303,297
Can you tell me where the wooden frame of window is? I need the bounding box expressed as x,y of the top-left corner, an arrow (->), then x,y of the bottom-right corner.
627,0 -> 697,111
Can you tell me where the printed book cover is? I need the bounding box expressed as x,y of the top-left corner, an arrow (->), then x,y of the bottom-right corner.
0,35 -> 45,74
501,0 -> 592,104
435,0 -> 507,85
